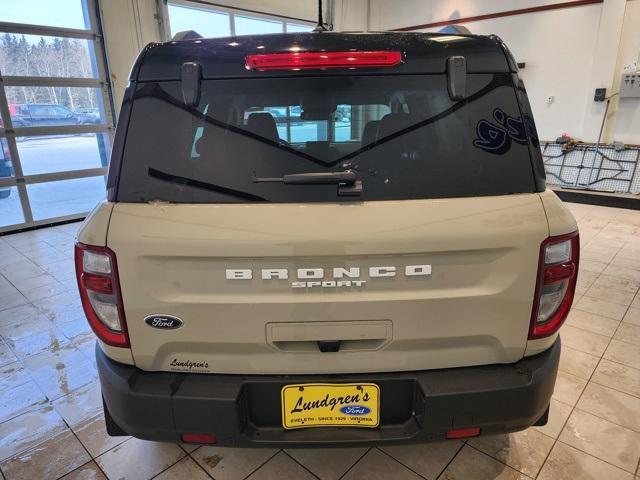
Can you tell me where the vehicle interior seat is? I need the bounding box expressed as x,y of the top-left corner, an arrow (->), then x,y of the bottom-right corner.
246,112 -> 281,143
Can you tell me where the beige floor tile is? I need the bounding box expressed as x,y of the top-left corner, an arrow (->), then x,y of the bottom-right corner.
0,405 -> 67,462
579,259 -> 608,274
538,441 -> 633,480
574,296 -> 629,320
614,323 -> 640,346
52,382 -> 102,428
286,446 -> 367,480
0,430 -> 90,480
380,441 -> 462,479
577,382 -> 640,432
604,340 -> 640,370
22,343 -> 97,400
59,461 -> 107,480
439,444 -> 530,480
341,448 -> 422,480
559,409 -> 640,472
0,303 -> 41,329
246,451 -> 316,480
154,456 -> 211,480
553,370 -> 588,406
73,414 -> 129,458
592,359 -> 640,398
623,307 -> 640,326
0,342 -> 16,368
532,398 -> 573,439
468,428 -> 554,478
0,314 -> 70,359
0,362 -> 31,392
603,264 -> 640,283
565,309 -> 620,337
192,445 -> 278,480
96,438 -> 185,480
0,380 -> 48,424
559,345 -> 600,380
584,275 -> 640,306
575,271 -> 598,295
560,325 -> 610,356
632,293 -> 640,309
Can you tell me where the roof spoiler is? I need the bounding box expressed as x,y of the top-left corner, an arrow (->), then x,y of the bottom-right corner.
172,30 -> 203,41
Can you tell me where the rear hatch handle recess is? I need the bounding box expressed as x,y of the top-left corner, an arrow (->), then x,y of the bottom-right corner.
253,170 -> 363,196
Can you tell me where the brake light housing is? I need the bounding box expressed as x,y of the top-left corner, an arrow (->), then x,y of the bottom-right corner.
245,51 -> 403,71
75,243 -> 130,347
529,231 -> 579,340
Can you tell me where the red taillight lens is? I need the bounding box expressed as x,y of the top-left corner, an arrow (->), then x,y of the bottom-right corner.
75,243 -> 129,347
245,51 -> 403,71
446,427 -> 481,439
181,433 -> 217,444
529,231 -> 580,340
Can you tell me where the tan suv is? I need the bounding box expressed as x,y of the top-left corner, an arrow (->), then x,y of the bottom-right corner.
75,31 -> 579,446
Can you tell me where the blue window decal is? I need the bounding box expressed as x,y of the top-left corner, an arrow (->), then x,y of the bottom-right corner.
473,108 -> 529,155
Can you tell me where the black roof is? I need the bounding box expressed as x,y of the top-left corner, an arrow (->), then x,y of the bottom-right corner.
132,32 -> 514,82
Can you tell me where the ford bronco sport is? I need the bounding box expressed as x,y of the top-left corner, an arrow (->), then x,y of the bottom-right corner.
75,31 -> 579,446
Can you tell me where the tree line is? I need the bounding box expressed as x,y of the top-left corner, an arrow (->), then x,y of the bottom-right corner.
0,33 -> 100,112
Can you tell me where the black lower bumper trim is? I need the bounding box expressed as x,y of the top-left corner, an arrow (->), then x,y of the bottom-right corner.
97,338 -> 560,446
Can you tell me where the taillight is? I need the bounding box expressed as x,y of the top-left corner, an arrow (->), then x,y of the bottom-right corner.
75,243 -> 129,347
245,51 -> 403,71
529,231 -> 579,339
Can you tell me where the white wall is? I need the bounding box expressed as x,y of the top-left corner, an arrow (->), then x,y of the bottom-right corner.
335,0 -> 640,144
99,0 -> 161,112
606,0 -> 640,143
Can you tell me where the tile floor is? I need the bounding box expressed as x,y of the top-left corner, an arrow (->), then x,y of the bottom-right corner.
0,202 -> 640,479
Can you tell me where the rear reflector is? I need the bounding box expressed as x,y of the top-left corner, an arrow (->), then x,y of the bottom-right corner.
246,51 -> 403,71
529,231 -> 580,340
181,433 -> 217,444
75,243 -> 129,348
446,427 -> 481,439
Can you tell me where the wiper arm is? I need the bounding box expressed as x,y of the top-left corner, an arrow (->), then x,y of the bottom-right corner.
253,170 -> 363,196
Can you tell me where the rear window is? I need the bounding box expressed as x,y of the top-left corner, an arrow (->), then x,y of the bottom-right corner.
116,73 -> 537,203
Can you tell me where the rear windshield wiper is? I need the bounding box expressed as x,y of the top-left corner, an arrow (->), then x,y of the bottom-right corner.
253,170 -> 363,196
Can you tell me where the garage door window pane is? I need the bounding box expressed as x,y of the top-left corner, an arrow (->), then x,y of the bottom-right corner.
27,176 -> 105,220
0,0 -> 91,30
0,186 -> 25,227
286,23 -> 312,33
235,15 -> 283,36
0,34 -> 99,78
16,134 -> 110,175
168,4 -> 230,38
0,138 -> 15,179
6,87 -> 105,127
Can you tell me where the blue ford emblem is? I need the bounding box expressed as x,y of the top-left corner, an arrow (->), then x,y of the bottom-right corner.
340,405 -> 371,416
144,315 -> 183,330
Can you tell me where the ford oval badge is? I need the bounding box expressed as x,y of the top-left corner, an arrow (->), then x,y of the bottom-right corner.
144,315 -> 183,330
340,405 -> 371,416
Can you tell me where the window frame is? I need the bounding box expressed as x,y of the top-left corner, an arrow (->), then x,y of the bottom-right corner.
161,0 -> 315,40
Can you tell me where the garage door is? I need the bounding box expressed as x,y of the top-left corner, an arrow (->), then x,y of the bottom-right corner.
0,0 -> 114,233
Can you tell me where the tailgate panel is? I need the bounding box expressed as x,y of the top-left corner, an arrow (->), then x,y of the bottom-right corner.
107,194 -> 548,373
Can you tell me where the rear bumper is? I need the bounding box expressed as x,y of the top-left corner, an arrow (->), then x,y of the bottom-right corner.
97,338 -> 560,447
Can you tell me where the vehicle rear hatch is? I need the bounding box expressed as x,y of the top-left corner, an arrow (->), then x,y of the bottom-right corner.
106,32 -> 550,374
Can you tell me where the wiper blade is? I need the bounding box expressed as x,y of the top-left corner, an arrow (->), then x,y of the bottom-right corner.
253,170 -> 362,196
148,168 -> 267,202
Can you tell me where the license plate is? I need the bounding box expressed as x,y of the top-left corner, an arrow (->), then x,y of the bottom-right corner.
281,383 -> 380,429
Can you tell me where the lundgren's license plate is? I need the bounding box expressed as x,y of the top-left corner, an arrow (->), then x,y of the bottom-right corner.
281,383 -> 380,429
